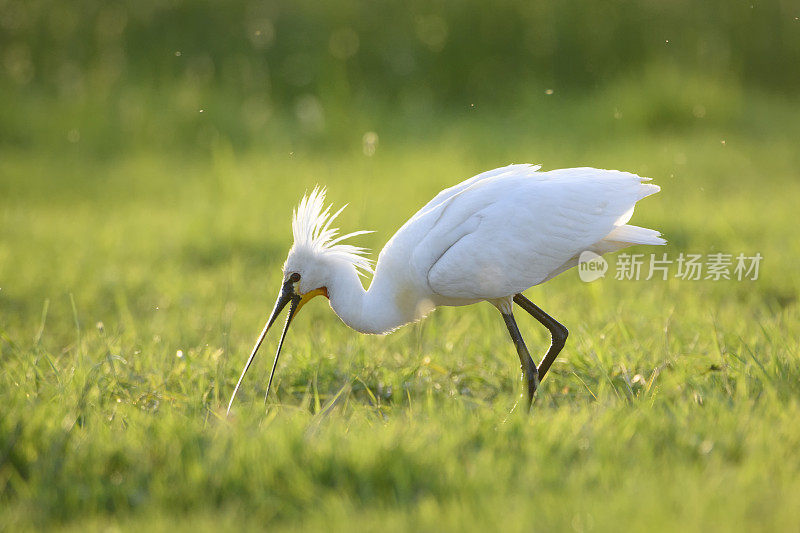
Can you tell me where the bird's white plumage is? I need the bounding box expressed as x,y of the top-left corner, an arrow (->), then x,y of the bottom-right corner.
421,165 -> 660,298
282,164 -> 664,334
372,164 -> 662,301
290,187 -> 373,276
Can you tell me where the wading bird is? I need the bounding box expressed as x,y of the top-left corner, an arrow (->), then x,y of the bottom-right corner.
227,164 -> 664,413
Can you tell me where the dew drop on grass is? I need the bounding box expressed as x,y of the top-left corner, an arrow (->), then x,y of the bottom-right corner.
176,350 -> 184,358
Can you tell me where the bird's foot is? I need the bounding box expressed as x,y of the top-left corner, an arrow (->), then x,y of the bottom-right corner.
521,365 -> 539,410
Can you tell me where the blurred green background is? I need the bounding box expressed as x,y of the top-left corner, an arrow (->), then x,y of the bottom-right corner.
2,1 -> 800,531
2,0 -> 798,153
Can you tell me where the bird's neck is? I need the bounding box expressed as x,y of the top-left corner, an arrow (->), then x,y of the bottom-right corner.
326,262 -> 421,335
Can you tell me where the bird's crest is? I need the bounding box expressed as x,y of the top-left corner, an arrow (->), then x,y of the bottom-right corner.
291,187 -> 373,275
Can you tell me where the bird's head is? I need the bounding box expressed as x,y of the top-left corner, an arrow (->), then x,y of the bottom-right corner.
227,187 -> 372,414
281,246 -> 332,301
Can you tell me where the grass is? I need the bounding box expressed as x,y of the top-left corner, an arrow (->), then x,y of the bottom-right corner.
1,82 -> 800,531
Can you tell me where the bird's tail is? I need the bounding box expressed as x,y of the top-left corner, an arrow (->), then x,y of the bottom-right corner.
604,224 -> 666,246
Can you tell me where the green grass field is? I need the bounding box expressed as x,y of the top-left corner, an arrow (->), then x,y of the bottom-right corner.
3,59 -> 800,531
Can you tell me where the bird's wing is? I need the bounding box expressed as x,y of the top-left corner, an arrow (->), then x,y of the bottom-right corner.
413,166 -> 659,299
408,164 -> 541,223
375,164 -> 543,281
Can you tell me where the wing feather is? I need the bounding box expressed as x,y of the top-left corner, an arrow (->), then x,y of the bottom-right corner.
420,167 -> 660,299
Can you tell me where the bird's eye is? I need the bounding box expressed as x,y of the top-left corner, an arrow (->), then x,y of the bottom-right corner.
288,272 -> 301,283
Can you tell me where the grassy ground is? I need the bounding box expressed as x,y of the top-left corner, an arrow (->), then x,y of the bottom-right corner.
2,86 -> 800,531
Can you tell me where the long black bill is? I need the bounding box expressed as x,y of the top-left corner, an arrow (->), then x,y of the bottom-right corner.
227,279 -> 300,415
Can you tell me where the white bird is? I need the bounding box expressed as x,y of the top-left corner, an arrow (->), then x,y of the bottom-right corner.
227,164 -> 664,413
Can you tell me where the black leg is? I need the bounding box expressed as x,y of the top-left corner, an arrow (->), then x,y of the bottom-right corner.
502,312 -> 539,409
513,293 -> 569,382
